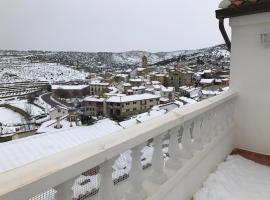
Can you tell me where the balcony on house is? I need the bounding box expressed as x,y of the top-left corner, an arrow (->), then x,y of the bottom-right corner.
1,1 -> 270,200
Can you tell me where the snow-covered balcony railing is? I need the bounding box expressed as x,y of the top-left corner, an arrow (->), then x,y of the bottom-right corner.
0,91 -> 236,200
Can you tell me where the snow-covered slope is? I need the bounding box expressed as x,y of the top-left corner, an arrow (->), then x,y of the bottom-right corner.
0,44 -> 230,82
0,54 -> 87,83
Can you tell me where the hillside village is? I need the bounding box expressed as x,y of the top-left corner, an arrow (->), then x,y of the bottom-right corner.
0,44 -> 230,142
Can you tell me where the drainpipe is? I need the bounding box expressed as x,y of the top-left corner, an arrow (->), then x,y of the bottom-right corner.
219,18 -> 231,52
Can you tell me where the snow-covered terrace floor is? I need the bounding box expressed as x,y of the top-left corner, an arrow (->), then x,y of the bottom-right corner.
194,155 -> 270,200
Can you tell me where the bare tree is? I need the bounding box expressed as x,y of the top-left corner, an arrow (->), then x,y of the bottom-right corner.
27,94 -> 35,104
25,103 -> 33,116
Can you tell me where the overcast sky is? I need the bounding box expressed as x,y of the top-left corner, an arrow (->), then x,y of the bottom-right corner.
0,0 -> 230,52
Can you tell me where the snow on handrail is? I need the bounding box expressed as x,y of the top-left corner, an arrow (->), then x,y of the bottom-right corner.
0,90 -> 237,200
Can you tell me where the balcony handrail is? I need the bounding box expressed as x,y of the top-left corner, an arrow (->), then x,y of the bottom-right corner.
0,90 -> 237,200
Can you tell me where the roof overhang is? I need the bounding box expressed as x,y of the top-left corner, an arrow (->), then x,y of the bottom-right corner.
216,1 -> 270,19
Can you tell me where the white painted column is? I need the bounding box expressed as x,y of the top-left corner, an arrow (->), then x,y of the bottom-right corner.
166,126 -> 182,170
98,158 -> 117,200
125,144 -> 147,200
54,177 -> 76,200
148,134 -> 167,184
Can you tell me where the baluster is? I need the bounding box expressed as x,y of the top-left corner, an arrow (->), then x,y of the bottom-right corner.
166,126 -> 182,170
208,112 -> 215,141
226,102 -> 234,127
201,116 -> 209,146
98,158 -> 117,200
180,121 -> 193,159
125,144 -> 147,200
216,107 -> 224,134
54,177 -> 76,200
148,133 -> 167,184
228,102 -> 235,126
220,105 -> 227,131
211,109 -> 219,137
203,113 -> 212,143
192,117 -> 203,150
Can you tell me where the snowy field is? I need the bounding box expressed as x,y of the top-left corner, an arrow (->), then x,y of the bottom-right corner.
0,55 -> 87,83
194,155 -> 270,200
8,99 -> 45,116
0,107 -> 23,125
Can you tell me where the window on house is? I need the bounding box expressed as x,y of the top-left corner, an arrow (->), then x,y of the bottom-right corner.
126,109 -> 130,112
133,101 -> 136,104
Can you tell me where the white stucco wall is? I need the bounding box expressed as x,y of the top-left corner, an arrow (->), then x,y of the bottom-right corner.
230,13 -> 270,155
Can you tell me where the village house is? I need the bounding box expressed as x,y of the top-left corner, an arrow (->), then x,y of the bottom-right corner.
149,73 -> 168,86
51,85 -> 90,98
83,96 -> 106,117
89,81 -> 109,95
168,69 -> 194,90
131,86 -> 146,94
179,86 -> 202,98
160,87 -> 175,101
129,78 -> 145,87
114,74 -> 129,83
106,94 -> 160,120
116,82 -> 132,94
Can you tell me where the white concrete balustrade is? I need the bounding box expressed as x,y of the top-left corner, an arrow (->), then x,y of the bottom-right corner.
0,91 -> 236,200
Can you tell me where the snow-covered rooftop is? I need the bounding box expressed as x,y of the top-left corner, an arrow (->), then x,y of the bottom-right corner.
200,79 -> 214,84
129,78 -> 143,82
137,68 -> 146,72
122,83 -> 132,87
51,85 -> 89,90
132,86 -> 146,90
107,94 -> 160,103
84,96 -> 105,102
90,81 -> 109,86
161,87 -> 174,92
179,96 -> 197,104
0,119 -> 123,173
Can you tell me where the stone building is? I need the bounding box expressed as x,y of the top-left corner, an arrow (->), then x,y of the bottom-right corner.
168,69 -> 194,91
142,55 -> 148,67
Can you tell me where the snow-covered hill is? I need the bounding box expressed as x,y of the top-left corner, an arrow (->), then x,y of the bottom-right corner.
0,54 -> 87,83
21,44 -> 230,68
0,44 -> 230,83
